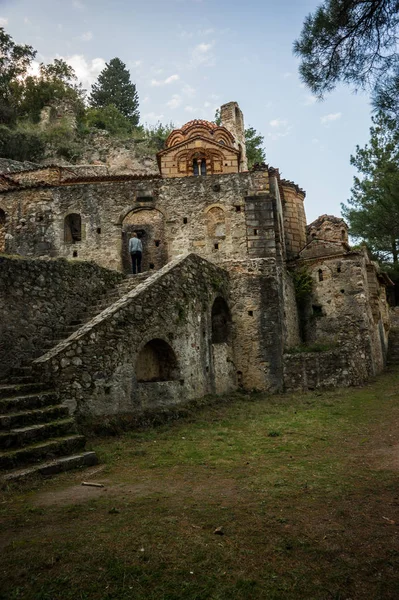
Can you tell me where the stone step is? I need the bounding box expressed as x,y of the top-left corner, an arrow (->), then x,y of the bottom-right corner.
0,404 -> 69,430
2,375 -> 36,385
0,390 -> 59,413
0,382 -> 49,400
1,451 -> 98,485
0,418 -> 75,450
0,434 -> 86,471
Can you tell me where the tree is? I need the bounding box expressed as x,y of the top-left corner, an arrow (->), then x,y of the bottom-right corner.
90,58 -> 139,126
0,27 -> 36,124
17,58 -> 85,123
294,0 -> 399,101
85,104 -> 133,135
245,127 -> 266,168
341,112 -> 399,264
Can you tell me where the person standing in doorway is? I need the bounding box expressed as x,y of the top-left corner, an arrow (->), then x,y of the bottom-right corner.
129,232 -> 143,274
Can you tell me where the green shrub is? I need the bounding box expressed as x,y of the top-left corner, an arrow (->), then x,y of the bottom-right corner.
0,125 -> 45,161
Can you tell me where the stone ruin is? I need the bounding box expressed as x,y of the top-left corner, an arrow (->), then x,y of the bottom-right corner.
0,102 -> 393,481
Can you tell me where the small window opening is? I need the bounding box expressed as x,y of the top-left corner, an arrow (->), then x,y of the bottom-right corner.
149,263 -> 155,270
193,159 -> 199,177
37,215 -> 44,222
312,232 -> 316,238
200,158 -> 207,176
0,209 -> 6,225
214,243 -> 219,250
183,217 -> 188,224
64,213 -> 82,243
312,305 -> 323,316
73,250 -> 78,257
96,227 -> 101,234
253,229 -> 258,236
341,229 -> 346,240
155,240 -> 160,247
248,310 -> 253,316
318,269 -> 323,282
235,206 -> 241,212
341,289 -> 345,294
337,266 -> 341,273
225,163 -> 228,166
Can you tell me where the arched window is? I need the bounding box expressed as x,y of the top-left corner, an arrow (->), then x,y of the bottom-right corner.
193,159 -> 199,176
341,229 -> 346,240
318,269 -> 323,282
136,339 -> 179,382
201,158 -> 207,176
206,207 -> 226,238
0,209 -> 6,225
212,297 -> 231,344
64,213 -> 82,243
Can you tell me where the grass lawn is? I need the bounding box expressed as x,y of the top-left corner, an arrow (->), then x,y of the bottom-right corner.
1,369 -> 399,599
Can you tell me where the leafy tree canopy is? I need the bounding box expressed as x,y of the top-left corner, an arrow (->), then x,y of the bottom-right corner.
341,112 -> 399,264
16,58 -> 85,123
0,27 -> 36,124
294,0 -> 399,104
89,58 -> 139,126
245,126 -> 266,168
85,104 -> 133,135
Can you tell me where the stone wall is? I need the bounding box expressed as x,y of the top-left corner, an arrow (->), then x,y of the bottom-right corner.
0,171 -> 280,272
34,254 -> 234,417
0,256 -> 123,378
283,348 -> 368,391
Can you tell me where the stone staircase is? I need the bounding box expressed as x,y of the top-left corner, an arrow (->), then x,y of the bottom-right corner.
0,273 -> 151,485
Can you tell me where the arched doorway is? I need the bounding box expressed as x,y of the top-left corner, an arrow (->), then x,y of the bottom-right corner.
136,339 -> 179,382
121,208 -> 167,274
211,296 -> 231,343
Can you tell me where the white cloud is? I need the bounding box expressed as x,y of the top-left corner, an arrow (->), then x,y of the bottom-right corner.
182,84 -> 195,97
269,118 -> 288,128
321,112 -> 342,124
143,112 -> 164,123
268,118 -> 292,140
184,105 -> 196,113
72,0 -> 85,9
167,94 -> 182,109
151,74 -> 180,86
199,28 -> 214,36
63,55 -> 106,89
204,101 -> 211,108
190,42 -> 215,68
304,94 -> 317,106
282,72 -> 292,79
0,17 -> 8,26
80,31 -> 93,42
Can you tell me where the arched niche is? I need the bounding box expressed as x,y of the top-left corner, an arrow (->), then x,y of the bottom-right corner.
121,208 -> 167,274
206,206 -> 226,239
136,338 -> 179,382
64,213 -> 82,243
211,297 -> 231,344
0,209 -> 6,225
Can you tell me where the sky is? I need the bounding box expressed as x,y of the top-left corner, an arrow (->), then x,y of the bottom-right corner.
0,0 -> 374,222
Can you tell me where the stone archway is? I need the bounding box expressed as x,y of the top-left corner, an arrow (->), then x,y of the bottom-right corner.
121,208 -> 167,275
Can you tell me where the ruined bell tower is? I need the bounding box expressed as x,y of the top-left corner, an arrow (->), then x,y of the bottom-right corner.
220,101 -> 248,172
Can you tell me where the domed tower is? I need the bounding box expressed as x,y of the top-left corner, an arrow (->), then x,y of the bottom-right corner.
157,119 -> 241,177
307,214 -> 349,244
